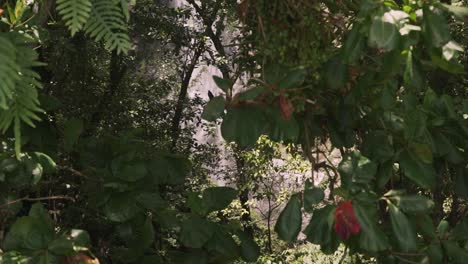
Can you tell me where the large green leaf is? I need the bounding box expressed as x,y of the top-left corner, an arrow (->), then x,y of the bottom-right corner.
385,192 -> 434,214
63,118 -> 84,151
342,24 -> 364,64
403,50 -> 423,90
451,219 -> 468,241
423,8 -> 451,47
114,161 -> 147,182
376,162 -> 393,189
202,186 -> 237,213
353,202 -> 389,252
103,193 -> 141,222
147,155 -> 189,185
117,216 -> 155,250
362,131 -> 394,163
338,151 -> 377,187
388,202 -> 417,252
237,231 -> 260,262
325,57 -> 348,90
440,3 -> 468,21
48,236 -> 74,255
399,150 -> 436,189
303,188 -> 324,212
266,108 -> 299,142
409,142 -> 433,164
205,229 -> 239,258
443,241 -> 468,264
368,15 -> 399,51
136,192 -> 166,211
213,76 -> 231,93
180,216 -> 215,248
4,217 -> 54,251
221,106 -> 268,147
278,68 -> 306,89
304,205 -> 335,245
426,242 -> 444,264
274,194 -> 302,242
201,96 -> 225,122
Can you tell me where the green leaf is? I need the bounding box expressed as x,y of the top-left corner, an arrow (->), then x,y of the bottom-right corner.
388,202 -> 417,252
180,216 -> 215,248
368,15 -> 399,51
266,108 -> 299,142
274,194 -> 302,242
122,216 -> 154,250
4,217 -> 54,251
114,161 -> 147,182
442,41 -> 464,61
354,202 -> 389,252
237,231 -> 260,262
399,150 -> 436,189
385,192 -> 434,214
171,250 -> 208,264
338,151 -> 378,187
205,229 -> 239,258
221,106 -> 268,147
403,108 -> 427,140
303,188 -> 324,212
84,0 -> 130,54
103,193 -> 141,222
413,214 -> 436,239
426,242 -> 443,264
409,142 -> 433,164
454,166 -> 468,199
443,241 -> 468,264
31,152 -> 56,174
403,50 -> 423,90
235,87 -> 265,101
147,155 -> 189,185
63,118 -> 84,152
136,192 -> 166,211
56,0 -> 93,36
342,25 -> 364,64
440,3 -> 468,21
437,220 -> 450,237
70,229 -> 91,250
213,76 -> 231,93
28,203 -> 54,232
451,219 -> 468,241
430,52 -> 464,74
325,57 -> 348,90
278,68 -> 306,89
376,162 -> 394,189
304,205 -> 335,245
48,236 -> 74,255
202,187 -> 237,213
362,130 -> 394,163
423,8 -> 451,47
201,96 -> 225,122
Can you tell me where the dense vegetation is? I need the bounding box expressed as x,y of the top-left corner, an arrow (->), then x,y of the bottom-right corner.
0,0 -> 467,263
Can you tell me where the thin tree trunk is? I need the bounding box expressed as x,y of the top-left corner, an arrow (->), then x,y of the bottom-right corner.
86,50 -> 127,136
235,149 -> 254,238
170,43 -> 204,152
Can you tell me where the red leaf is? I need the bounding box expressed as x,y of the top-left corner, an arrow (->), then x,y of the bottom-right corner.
334,200 -> 361,240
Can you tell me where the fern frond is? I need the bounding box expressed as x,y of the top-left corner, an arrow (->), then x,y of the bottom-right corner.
56,0 -> 93,36
85,0 -> 130,54
0,36 -> 21,110
0,33 -> 43,137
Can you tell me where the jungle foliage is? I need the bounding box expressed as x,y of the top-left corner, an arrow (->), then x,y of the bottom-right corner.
0,0 -> 467,263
